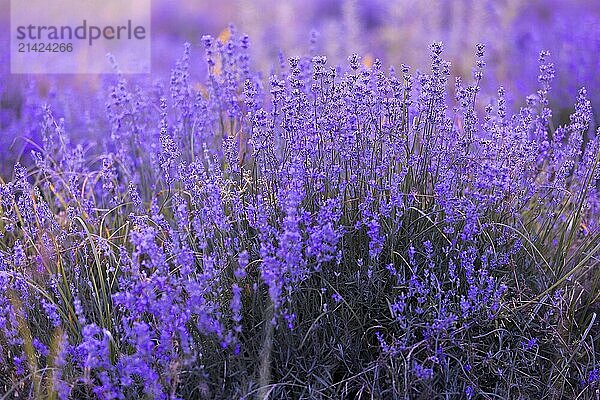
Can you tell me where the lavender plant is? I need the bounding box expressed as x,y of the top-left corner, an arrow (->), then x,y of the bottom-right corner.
0,28 -> 599,400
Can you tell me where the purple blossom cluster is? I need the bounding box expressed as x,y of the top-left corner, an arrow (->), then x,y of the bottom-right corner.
3,1 -> 600,176
0,26 -> 599,399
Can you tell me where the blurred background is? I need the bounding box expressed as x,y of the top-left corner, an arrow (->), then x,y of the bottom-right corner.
1,0 -> 599,173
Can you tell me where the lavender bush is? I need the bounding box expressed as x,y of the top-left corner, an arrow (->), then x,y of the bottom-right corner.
3,0 -> 600,169
1,27 -> 599,399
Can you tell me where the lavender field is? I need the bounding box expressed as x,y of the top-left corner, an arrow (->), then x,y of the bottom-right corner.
1,1 -> 599,399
